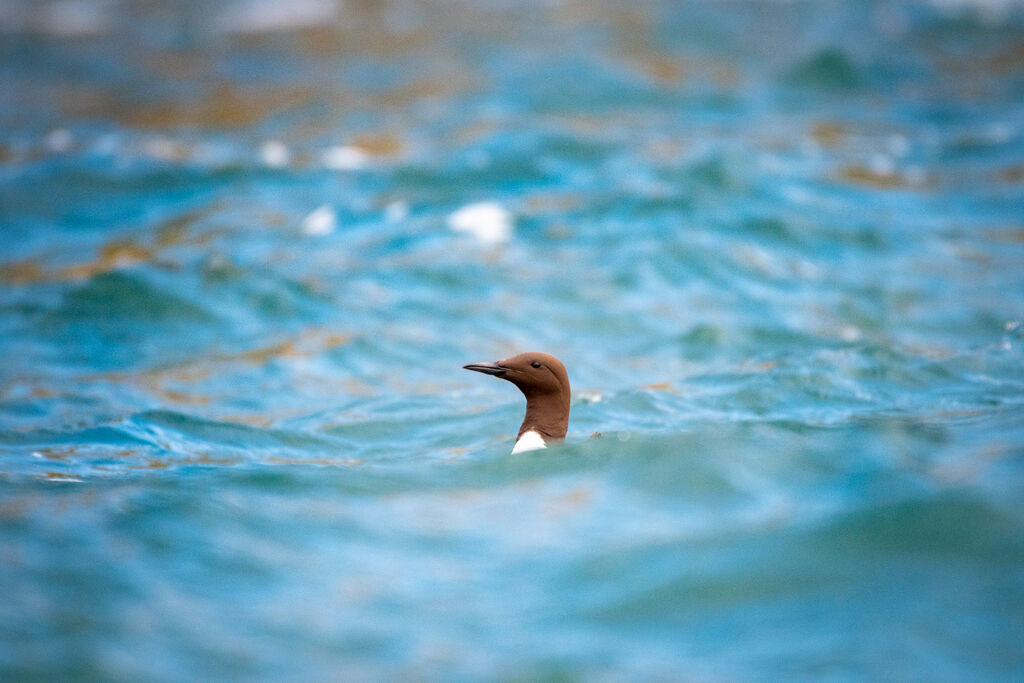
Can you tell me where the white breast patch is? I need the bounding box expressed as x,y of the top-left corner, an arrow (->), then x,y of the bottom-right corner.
511,430 -> 547,454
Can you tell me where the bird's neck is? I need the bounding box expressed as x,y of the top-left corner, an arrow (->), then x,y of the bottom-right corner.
518,390 -> 570,441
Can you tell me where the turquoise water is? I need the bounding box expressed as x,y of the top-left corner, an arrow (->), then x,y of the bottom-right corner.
3,0 -> 1024,679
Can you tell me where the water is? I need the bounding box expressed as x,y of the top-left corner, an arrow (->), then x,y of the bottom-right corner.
2,0 -> 1024,679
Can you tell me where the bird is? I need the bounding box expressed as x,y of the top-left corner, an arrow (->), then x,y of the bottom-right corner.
463,351 -> 571,453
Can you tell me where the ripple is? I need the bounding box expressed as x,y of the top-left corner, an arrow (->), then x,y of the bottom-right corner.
2,0 -> 1024,679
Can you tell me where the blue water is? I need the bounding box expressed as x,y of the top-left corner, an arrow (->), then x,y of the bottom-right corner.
3,0 -> 1024,679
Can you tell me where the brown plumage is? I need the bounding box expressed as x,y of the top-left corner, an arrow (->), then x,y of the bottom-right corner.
463,351 -> 571,449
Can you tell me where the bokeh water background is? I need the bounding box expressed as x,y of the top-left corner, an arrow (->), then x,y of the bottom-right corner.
2,0 -> 1024,679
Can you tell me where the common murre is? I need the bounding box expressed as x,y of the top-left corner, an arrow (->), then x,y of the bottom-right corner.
463,352 -> 570,453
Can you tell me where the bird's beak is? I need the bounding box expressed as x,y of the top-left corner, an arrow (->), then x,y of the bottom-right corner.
462,361 -> 507,377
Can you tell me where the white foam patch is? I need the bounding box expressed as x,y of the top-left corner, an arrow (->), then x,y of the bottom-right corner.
447,202 -> 513,244
322,145 -> 369,171
143,136 -> 188,161
301,205 -> 337,236
260,140 -> 291,168
45,129 -> 73,153
927,0 -> 1016,24
42,0 -> 113,37
385,201 -> 409,223
216,0 -> 338,35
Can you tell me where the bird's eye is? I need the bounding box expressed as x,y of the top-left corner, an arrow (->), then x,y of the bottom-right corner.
531,361 -> 542,368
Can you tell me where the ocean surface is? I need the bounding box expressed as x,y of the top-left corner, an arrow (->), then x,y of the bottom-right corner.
2,0 -> 1024,679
